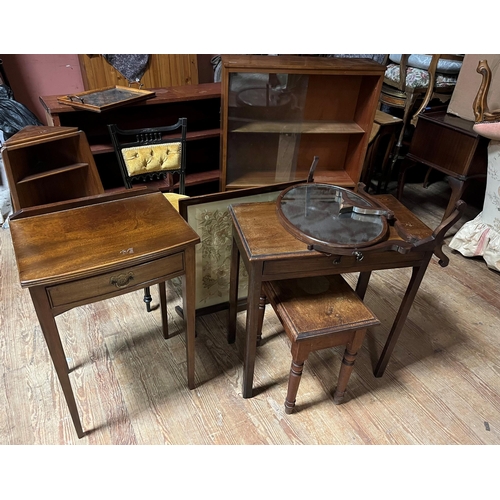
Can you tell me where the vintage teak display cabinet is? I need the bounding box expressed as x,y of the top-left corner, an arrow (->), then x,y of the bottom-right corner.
219,55 -> 386,190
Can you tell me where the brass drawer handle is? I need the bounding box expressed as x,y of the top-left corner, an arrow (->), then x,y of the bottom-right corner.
110,272 -> 134,288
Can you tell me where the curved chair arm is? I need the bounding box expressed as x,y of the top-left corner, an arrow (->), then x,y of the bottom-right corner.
473,60 -> 500,123
411,54 -> 442,120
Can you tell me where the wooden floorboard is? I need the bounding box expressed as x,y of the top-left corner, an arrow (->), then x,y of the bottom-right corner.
1,179 -> 499,446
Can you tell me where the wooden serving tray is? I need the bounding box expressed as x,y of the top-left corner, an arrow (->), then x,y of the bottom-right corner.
57,85 -> 155,112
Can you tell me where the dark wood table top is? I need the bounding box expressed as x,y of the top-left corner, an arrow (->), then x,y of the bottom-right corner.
9,190 -> 200,288
419,110 -> 478,136
230,194 -> 434,262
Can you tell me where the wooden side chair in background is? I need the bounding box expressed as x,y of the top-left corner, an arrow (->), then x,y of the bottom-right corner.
108,118 -> 189,312
108,117 -> 188,209
379,54 -> 463,180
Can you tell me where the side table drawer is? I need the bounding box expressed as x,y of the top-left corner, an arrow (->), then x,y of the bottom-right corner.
47,253 -> 184,307
262,251 -> 424,279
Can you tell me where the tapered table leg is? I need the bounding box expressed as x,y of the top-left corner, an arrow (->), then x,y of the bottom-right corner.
228,236 -> 240,344
356,271 -> 372,300
159,282 -> 168,339
182,245 -> 196,390
374,258 -> 431,377
242,263 -> 263,398
29,287 -> 85,438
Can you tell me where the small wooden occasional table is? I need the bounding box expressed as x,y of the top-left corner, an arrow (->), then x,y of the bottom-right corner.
9,189 -> 200,438
228,191 -> 463,399
399,110 -> 488,221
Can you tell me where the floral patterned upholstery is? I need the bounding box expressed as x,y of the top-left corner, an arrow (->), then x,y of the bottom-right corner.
389,54 -> 462,74
450,141 -> 500,271
385,64 -> 459,88
385,54 -> 461,89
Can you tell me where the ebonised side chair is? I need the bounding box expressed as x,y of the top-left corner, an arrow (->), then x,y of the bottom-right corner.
108,118 -> 189,312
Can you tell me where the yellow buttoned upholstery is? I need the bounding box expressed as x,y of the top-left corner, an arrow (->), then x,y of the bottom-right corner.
121,143 -> 182,176
163,192 -> 189,212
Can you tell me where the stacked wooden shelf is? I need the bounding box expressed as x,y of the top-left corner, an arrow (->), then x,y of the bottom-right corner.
1,126 -> 104,211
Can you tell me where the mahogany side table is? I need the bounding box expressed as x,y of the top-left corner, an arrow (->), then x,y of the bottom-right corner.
398,110 -> 488,221
9,189 -> 200,438
228,193 -> 464,399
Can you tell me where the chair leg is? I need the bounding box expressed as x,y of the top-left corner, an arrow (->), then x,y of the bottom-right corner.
422,167 -> 433,188
143,286 -> 152,312
379,130 -> 399,193
333,329 -> 366,405
387,94 -> 417,177
285,359 -> 305,414
396,158 -> 417,201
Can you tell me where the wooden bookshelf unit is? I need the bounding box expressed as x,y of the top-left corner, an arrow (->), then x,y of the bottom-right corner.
40,83 -> 221,195
1,126 -> 104,211
220,55 -> 385,190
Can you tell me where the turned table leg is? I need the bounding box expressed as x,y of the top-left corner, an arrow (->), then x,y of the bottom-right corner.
333,329 -> 366,404
285,343 -> 309,414
285,360 -> 305,414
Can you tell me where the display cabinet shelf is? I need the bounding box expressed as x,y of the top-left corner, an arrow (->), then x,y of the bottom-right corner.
230,120 -> 365,134
226,168 -> 357,190
18,163 -> 89,183
220,55 -> 385,191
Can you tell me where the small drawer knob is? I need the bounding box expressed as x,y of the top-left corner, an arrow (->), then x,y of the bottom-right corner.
110,272 -> 134,288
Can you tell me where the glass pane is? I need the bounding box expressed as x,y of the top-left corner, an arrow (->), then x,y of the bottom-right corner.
226,72 -> 310,187
278,184 -> 385,247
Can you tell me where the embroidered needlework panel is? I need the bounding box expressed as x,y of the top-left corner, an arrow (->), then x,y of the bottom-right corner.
186,191 -> 286,309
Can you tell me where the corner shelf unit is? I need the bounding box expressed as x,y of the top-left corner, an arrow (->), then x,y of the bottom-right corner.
40,83 -> 222,195
1,126 -> 104,211
220,55 -> 385,190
